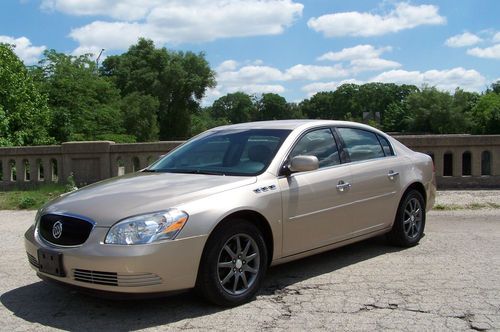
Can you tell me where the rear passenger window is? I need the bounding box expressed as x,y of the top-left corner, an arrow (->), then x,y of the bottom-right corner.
290,128 -> 340,168
378,135 -> 394,156
337,128 -> 385,162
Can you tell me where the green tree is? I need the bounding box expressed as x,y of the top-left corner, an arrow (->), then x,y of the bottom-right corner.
102,38 -> 215,139
405,87 -> 469,134
382,102 -> 412,132
486,80 -> 500,94
0,43 -> 54,146
33,49 -> 126,142
190,107 -> 230,136
299,92 -> 336,119
471,92 -> 500,134
120,92 -> 160,141
211,92 -> 255,124
257,93 -> 290,120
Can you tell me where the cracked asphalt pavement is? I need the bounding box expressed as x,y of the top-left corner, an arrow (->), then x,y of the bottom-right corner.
0,209 -> 499,331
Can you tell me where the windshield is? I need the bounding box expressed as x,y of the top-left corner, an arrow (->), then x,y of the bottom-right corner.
148,129 -> 291,176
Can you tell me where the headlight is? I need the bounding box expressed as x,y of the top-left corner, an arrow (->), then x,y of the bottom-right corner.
105,209 -> 189,245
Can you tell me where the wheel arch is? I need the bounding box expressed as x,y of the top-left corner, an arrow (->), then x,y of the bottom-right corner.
402,182 -> 427,206
204,210 -> 274,267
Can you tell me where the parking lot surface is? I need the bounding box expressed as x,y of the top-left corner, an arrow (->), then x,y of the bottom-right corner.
0,208 -> 499,331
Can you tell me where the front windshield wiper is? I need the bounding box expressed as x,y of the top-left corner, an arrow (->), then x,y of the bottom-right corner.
142,169 -> 157,172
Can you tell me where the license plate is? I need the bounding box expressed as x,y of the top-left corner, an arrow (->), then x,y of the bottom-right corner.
38,249 -> 65,277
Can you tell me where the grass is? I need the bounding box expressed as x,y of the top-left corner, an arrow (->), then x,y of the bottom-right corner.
433,202 -> 500,211
0,184 -> 67,210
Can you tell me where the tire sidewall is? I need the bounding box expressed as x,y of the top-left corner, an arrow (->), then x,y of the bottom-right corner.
398,190 -> 426,246
198,219 -> 268,306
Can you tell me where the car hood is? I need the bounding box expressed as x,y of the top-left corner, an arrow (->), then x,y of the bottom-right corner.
42,172 -> 256,227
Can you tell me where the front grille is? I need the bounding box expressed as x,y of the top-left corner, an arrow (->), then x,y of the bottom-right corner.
27,253 -> 39,268
73,269 -> 162,287
74,269 -> 118,286
39,214 -> 94,246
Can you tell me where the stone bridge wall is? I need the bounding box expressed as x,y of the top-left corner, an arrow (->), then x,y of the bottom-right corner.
0,135 -> 498,190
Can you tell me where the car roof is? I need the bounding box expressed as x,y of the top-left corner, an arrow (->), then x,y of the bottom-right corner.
212,119 -> 369,131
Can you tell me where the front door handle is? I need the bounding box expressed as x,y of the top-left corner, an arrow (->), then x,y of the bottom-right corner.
336,180 -> 351,192
388,170 -> 399,180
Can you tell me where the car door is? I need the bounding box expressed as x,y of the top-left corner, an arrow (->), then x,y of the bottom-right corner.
278,128 -> 353,256
335,127 -> 402,235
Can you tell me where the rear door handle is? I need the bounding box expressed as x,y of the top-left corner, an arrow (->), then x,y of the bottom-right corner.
388,170 -> 399,180
336,180 -> 351,192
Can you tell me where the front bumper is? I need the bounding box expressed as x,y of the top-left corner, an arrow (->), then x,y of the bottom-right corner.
24,225 -> 208,294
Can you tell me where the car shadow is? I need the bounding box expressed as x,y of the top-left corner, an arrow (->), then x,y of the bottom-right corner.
1,236 -> 404,330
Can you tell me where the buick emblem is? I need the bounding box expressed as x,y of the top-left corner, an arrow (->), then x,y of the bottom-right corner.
52,221 -> 63,239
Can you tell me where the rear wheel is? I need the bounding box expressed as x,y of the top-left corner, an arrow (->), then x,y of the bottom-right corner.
196,219 -> 268,306
388,190 -> 426,247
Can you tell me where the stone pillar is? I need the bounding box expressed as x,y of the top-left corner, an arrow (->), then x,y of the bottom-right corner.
434,150 -> 443,177
15,158 -> 25,183
29,158 -> 37,183
453,150 -> 462,177
1,159 -> 9,183
471,149 -> 481,177
61,141 -> 113,186
493,147 -> 499,176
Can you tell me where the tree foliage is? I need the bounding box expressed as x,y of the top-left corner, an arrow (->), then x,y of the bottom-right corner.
32,49 -> 126,142
471,92 -> 500,134
0,43 -> 53,146
101,38 -> 216,140
120,92 -> 160,141
257,93 -> 290,120
1,38 -> 500,147
211,92 -> 256,124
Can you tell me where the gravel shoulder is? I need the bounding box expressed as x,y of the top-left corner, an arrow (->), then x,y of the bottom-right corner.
435,190 -> 500,209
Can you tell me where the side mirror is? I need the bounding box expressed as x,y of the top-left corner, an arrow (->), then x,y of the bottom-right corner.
289,155 -> 319,173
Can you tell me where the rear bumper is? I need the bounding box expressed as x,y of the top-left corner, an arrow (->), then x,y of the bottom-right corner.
24,225 -> 208,294
426,174 -> 437,211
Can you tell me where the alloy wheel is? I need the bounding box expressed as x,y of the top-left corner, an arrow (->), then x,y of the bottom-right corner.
403,197 -> 422,239
217,233 -> 260,295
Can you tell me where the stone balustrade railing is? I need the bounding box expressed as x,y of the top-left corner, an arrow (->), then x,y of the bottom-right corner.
0,135 -> 498,190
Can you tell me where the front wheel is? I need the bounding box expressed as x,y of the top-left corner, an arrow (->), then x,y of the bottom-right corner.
388,190 -> 426,247
196,219 -> 268,306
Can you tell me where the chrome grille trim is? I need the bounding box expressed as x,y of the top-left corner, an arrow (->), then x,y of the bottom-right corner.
27,253 -> 39,268
73,269 -> 162,287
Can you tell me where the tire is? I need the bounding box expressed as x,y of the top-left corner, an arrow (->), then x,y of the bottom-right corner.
388,189 -> 426,247
196,219 -> 268,306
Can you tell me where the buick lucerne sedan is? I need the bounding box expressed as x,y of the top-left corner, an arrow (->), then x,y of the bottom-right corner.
25,120 -> 435,306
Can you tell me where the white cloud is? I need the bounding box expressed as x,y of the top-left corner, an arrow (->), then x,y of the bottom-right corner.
69,21 -> 155,55
61,0 -> 303,52
226,84 -> 285,94
370,67 -> 486,92
350,58 -> 401,72
445,32 -> 482,48
0,36 -> 46,64
467,44 -> 500,60
494,32 -> 500,43
216,62 -> 350,84
41,0 -> 162,20
317,45 -> 391,61
308,2 -> 445,38
216,60 -> 239,72
284,64 -> 349,80
218,65 -> 284,83
318,44 -> 400,73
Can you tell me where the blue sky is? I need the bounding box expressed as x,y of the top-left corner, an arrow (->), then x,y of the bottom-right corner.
1,0 -> 499,104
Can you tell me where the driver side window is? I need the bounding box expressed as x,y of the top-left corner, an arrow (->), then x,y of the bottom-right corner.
290,128 -> 340,168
